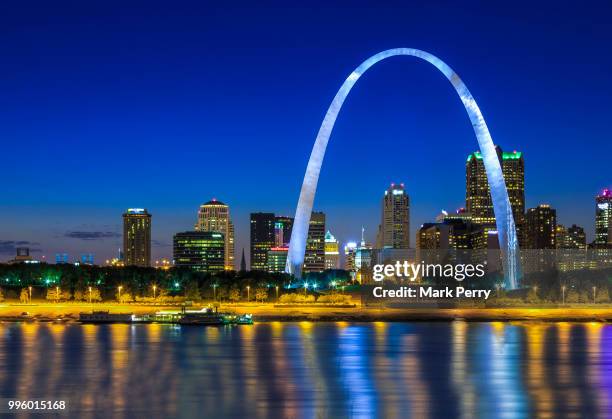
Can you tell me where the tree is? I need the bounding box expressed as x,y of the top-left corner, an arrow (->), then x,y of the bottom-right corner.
74,289 -> 84,301
595,288 -> 610,303
255,287 -> 268,302
88,288 -> 102,302
46,288 -> 60,302
0,288 -> 4,302
20,288 -> 29,303
61,289 -> 72,301
229,287 -> 241,303
185,282 -> 201,301
117,292 -> 133,304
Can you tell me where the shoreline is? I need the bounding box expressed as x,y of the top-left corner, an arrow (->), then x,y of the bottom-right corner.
3,302 -> 612,323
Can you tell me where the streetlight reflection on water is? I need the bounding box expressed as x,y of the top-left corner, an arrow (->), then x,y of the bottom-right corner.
0,321 -> 609,418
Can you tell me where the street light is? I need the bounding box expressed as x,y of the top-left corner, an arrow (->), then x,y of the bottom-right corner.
118,285 -> 123,302
88,286 -> 92,304
28,286 -> 32,302
593,286 -> 597,303
56,286 -> 60,302
153,284 -> 157,299
246,285 -> 250,302
561,285 -> 566,305
275,285 -> 279,301
213,284 -> 217,301
303,282 -> 308,295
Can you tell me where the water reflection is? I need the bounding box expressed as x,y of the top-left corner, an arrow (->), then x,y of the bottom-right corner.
0,321 -> 611,418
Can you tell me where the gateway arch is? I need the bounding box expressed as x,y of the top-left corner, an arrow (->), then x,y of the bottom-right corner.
285,48 -> 521,289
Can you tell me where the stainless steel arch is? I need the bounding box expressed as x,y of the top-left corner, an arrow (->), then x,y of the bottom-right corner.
286,48 -> 520,289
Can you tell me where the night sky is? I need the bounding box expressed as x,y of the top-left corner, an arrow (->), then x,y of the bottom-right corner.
1,1 -> 610,264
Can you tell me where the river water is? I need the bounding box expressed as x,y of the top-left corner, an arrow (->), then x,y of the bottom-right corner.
0,321 -> 610,418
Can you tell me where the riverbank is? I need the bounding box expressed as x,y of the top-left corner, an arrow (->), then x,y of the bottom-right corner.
3,301 -> 612,322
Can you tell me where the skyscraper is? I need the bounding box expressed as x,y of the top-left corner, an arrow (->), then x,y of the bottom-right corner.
344,241 -> 357,272
267,247 -> 289,273
274,215 -> 294,248
250,212 -> 275,271
324,230 -> 340,270
376,183 -> 410,249
173,231 -> 225,272
525,205 -> 557,248
122,208 -> 151,267
556,224 -> 587,249
595,189 -> 612,246
196,199 -> 235,270
303,211 -> 326,273
466,147 -> 524,243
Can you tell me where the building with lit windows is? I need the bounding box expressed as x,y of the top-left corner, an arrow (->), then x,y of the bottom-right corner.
274,215 -> 293,248
466,147 -> 525,244
376,183 -> 410,249
595,189 -> 612,246
122,208 -> 151,267
344,241 -> 357,273
196,199 -> 234,270
303,211 -> 326,273
250,212 -> 275,271
267,247 -> 289,273
556,224 -> 587,249
525,205 -> 557,249
324,230 -> 340,270
173,231 -> 225,273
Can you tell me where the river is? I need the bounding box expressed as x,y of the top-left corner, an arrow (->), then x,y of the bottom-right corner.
0,321 -> 610,418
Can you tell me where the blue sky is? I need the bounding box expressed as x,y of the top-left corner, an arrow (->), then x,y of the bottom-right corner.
1,1 -> 610,264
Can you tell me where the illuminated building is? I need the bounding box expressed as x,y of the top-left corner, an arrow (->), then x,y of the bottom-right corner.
556,224 -> 588,272
196,199 -> 235,270
122,208 -> 151,267
7,247 -> 39,264
356,228 -> 373,283
267,247 -> 288,273
595,189 -> 612,246
285,48 -> 521,290
466,147 -> 525,244
173,231 -> 225,273
344,241 -> 357,272
324,230 -> 340,270
556,224 -> 587,249
250,212 -> 275,270
376,183 -> 410,249
525,205 -> 556,249
274,215 -> 293,247
303,212 -> 325,273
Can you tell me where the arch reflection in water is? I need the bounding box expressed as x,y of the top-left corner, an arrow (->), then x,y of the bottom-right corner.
0,322 -> 609,418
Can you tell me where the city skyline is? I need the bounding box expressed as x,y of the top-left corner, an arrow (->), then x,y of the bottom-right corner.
1,2 -> 611,264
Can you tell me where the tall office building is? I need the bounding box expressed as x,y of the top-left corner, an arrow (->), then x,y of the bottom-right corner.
122,208 -> 151,267
267,247 -> 289,273
595,189 -> 612,246
376,183 -> 410,249
525,205 -> 557,248
274,215 -> 294,248
196,199 -> 235,270
250,212 -> 276,270
303,211 -> 326,273
556,224 -> 587,249
173,231 -> 225,273
466,147 -> 524,243
324,230 -> 340,270
344,241 -> 357,272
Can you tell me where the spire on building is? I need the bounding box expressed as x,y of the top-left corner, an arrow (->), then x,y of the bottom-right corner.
240,248 -> 247,272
